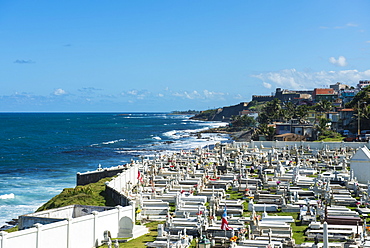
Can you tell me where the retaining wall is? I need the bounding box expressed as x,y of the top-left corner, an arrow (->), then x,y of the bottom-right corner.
0,205 -> 133,248
105,164 -> 139,206
77,166 -> 127,186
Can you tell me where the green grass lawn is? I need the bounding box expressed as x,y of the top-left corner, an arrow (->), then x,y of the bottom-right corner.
97,221 -> 198,248
98,221 -> 162,248
4,226 -> 18,233
273,212 -> 308,244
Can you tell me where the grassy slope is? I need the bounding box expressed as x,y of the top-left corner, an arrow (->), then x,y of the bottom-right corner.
36,177 -> 115,212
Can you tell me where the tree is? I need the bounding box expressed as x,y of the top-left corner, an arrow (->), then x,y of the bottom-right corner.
295,104 -> 309,121
257,98 -> 282,124
256,123 -> 276,141
315,117 -> 342,141
317,117 -> 331,133
231,115 -> 257,128
314,100 -> 332,113
345,86 -> 370,132
284,102 -> 296,118
346,85 -> 370,109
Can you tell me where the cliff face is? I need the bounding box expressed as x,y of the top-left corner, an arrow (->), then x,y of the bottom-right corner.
191,102 -> 249,122
213,102 -> 249,121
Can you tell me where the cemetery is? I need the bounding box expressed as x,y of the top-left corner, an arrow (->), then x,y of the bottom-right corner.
3,141 -> 370,248
127,142 -> 370,248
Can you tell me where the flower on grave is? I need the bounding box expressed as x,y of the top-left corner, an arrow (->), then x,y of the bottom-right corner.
276,181 -> 281,185
230,236 -> 238,242
356,202 -> 361,206
209,216 -> 214,220
194,184 -> 198,187
245,188 -> 250,191
136,209 -> 142,213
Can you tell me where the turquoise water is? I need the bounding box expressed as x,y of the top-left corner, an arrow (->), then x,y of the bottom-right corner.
0,113 -> 228,227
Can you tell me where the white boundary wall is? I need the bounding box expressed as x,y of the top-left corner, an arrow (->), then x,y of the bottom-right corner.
0,165 -> 141,248
106,164 -> 139,194
0,205 -> 133,248
233,140 -> 370,150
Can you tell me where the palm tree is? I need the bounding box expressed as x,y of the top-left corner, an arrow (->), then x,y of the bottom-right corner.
296,104 -> 309,121
314,100 -> 332,113
279,108 -> 292,122
256,123 -> 276,141
284,102 -> 296,117
258,98 -> 282,123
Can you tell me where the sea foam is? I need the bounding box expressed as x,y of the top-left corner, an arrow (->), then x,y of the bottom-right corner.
0,193 -> 15,200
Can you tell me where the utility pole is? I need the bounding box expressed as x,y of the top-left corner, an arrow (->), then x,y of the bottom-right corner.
358,101 -> 361,137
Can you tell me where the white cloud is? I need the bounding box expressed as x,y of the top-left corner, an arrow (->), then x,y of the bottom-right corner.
203,90 -> 224,99
346,22 -> 358,27
136,94 -> 145,100
53,88 -> 67,96
234,94 -> 243,100
333,22 -> 358,29
252,69 -> 303,89
329,56 -> 347,67
127,90 -> 138,95
121,90 -> 151,100
251,68 -> 370,90
263,82 -> 272,89
320,22 -> 359,30
172,90 -> 225,100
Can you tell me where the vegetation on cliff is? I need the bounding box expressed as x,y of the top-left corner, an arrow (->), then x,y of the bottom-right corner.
36,177 -> 115,212
192,98 -> 347,141
190,109 -> 218,121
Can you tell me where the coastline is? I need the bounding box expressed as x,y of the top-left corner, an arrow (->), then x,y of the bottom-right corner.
0,113 -> 230,230
197,125 -> 254,142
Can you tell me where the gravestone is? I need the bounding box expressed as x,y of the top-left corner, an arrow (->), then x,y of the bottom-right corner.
118,216 -> 133,238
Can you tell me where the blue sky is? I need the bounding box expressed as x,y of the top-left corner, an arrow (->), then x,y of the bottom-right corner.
1,0 -> 370,112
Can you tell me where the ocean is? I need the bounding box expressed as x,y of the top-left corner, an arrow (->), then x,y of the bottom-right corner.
0,112 -> 229,227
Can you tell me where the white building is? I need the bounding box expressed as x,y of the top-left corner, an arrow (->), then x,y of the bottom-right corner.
350,146 -> 370,183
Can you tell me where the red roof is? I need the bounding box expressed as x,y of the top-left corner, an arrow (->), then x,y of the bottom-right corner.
313,88 -> 335,96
